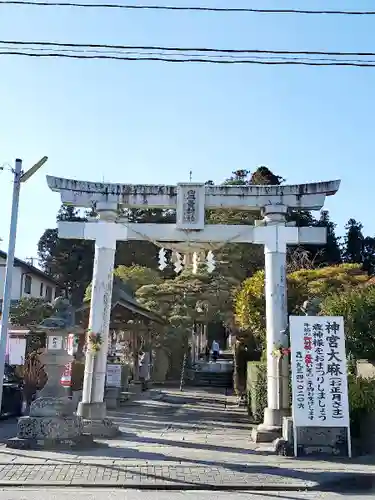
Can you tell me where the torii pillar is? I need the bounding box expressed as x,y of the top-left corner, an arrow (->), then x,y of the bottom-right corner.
252,205 -> 303,442
77,203 -> 125,436
46,175 -> 340,439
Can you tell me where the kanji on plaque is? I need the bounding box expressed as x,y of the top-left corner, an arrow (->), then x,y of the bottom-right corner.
290,316 -> 349,428
313,322 -> 326,423
303,322 -> 314,422
295,351 -> 305,411
183,189 -> 197,224
326,321 -> 344,421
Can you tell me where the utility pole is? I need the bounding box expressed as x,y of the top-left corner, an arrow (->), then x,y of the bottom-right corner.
0,156 -> 48,411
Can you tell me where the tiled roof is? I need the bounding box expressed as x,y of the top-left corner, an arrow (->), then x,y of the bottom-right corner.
0,250 -> 61,286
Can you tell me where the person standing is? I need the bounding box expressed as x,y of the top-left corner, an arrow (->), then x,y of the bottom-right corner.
211,339 -> 220,362
139,349 -> 151,391
204,343 -> 210,362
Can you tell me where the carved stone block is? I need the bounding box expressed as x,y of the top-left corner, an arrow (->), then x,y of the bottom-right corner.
29,397 -> 75,418
17,415 -> 83,440
81,417 -> 120,438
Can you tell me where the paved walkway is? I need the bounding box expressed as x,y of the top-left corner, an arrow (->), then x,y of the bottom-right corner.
0,387 -> 373,490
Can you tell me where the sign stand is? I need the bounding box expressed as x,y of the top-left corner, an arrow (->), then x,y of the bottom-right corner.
347,424 -> 352,458
293,422 -> 298,458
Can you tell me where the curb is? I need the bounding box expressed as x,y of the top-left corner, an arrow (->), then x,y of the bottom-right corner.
0,474 -> 374,492
117,389 -> 163,407
0,482 -> 316,491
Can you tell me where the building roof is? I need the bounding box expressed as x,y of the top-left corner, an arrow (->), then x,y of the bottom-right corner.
78,277 -> 165,325
0,250 -> 61,286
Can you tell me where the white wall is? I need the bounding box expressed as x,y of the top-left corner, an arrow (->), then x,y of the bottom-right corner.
0,260 -> 23,300
0,255 -> 57,302
20,272 -> 57,301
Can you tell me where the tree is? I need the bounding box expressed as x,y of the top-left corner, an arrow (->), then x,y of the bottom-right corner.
235,264 -> 369,348
363,236 -> 375,275
295,210 -> 342,268
114,265 -> 163,292
116,208 -> 176,275
38,206 -> 94,305
136,268 -> 239,376
219,169 -> 249,185
10,298 -> 53,326
84,265 -> 163,301
210,166 -> 336,279
313,210 -> 342,266
321,285 -> 375,361
343,219 -> 364,264
38,206 -> 174,305
208,166 -> 286,282
137,267 -> 238,328
250,166 -> 284,185
38,177 -> 215,316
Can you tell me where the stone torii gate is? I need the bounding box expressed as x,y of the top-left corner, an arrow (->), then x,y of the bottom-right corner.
47,176 -> 340,439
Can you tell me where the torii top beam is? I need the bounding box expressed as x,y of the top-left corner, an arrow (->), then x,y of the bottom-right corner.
46,176 -> 340,212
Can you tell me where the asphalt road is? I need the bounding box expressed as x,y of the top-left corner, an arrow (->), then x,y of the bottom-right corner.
0,489 -> 368,500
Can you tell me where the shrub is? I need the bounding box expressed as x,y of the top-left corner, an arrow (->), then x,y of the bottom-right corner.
246,362 -> 267,423
235,264 -> 368,346
348,375 -> 375,438
321,286 -> 375,361
348,376 -> 375,412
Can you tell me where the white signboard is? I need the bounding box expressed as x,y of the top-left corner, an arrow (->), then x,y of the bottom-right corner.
8,338 -> 26,365
48,335 -> 63,351
290,315 -> 351,458
106,364 -> 122,388
290,316 -> 350,428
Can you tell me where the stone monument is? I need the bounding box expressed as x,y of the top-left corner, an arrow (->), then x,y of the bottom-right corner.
46,175 -> 340,440
7,297 -> 91,449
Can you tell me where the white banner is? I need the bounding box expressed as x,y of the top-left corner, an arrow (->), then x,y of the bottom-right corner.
106,364 -> 122,388
8,338 -> 26,366
290,316 -> 350,428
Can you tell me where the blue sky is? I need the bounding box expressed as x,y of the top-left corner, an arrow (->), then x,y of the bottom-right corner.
0,0 -> 374,261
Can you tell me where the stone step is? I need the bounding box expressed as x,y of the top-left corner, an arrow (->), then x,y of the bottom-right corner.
219,352 -> 234,361
192,371 -> 233,388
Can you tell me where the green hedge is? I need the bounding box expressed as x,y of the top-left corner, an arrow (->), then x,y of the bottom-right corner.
245,361 -> 293,423
348,375 -> 375,438
246,362 -> 267,423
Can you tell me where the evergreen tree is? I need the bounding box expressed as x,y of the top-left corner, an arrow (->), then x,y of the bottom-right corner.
343,219 -> 364,264
209,166 -> 287,280
250,166 -> 284,185
313,210 -> 342,266
362,236 -> 375,275
37,205 -> 172,305
38,206 -> 94,305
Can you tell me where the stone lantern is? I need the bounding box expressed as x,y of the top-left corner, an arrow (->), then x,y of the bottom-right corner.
8,298 -> 91,449
38,325 -> 73,399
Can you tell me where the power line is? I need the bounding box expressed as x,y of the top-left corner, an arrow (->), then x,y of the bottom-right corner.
1,51 -> 375,66
1,1 -> 375,15
2,40 -> 375,57
6,45 -> 372,64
